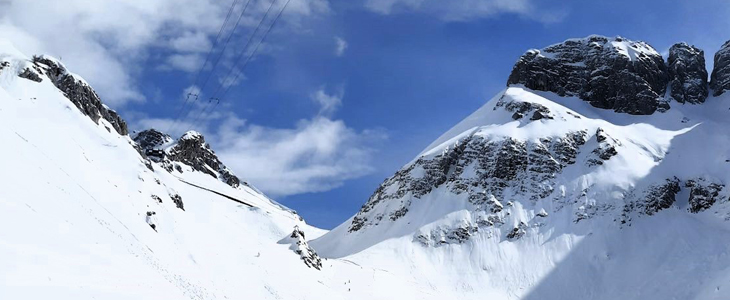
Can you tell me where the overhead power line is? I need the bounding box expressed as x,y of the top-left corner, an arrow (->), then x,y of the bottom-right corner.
208,0 -> 279,100
186,0 -> 293,133
195,0 -> 254,93
166,0 -> 241,135
216,0 -> 292,101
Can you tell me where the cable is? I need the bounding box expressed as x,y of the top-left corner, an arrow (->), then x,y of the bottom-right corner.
216,0 -> 292,101
214,0 -> 291,99
188,97 -> 219,132
195,0 -> 254,93
184,0 -> 280,132
166,0 -> 240,135
187,0 -> 291,133
191,0 -> 240,87
207,0 -> 278,100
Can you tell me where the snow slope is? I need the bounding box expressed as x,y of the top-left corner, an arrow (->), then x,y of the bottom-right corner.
0,40 -> 436,300
313,85 -> 730,299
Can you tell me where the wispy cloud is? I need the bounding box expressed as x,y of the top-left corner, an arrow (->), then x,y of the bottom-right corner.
214,114 -> 385,197
334,36 -> 348,57
363,0 -> 566,23
310,86 -> 343,116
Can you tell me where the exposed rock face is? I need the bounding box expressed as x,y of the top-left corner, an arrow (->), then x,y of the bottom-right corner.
633,178 -> 681,217
711,40 -> 730,96
350,131 -> 589,232
169,193 -> 185,211
416,225 -> 480,246
133,129 -> 173,152
32,56 -> 128,135
507,36 -> 668,115
287,226 -> 323,270
506,222 -> 528,240
497,97 -> 553,121
133,129 -> 245,189
18,66 -> 43,82
587,128 -> 620,167
667,43 -> 708,103
168,131 -> 242,188
686,179 -> 724,213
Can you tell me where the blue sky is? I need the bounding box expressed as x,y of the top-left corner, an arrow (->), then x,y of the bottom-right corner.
2,0 -> 730,228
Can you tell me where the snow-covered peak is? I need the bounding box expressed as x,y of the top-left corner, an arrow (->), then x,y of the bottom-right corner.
32,54 -> 90,86
315,83 -> 730,254
1,41 -> 357,300
0,47 -> 131,135
180,130 -> 203,141
544,35 -> 660,62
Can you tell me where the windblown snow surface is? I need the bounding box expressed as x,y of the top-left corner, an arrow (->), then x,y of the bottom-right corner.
3,36 -> 730,300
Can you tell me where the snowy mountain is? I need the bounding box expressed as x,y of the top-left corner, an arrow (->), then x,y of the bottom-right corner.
0,39 -> 429,299
5,32 -> 730,300
312,35 -> 730,299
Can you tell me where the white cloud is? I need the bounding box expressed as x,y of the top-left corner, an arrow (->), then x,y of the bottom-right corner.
334,36 -> 348,56
129,86 -> 385,197
168,31 -> 213,53
363,0 -> 565,23
213,114 -> 385,197
310,87 -> 343,116
164,53 -> 205,73
0,0 -> 330,107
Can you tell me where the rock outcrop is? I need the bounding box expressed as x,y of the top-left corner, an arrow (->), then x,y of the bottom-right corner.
711,40 -> 730,96
133,129 -> 173,152
168,131 -> 242,188
286,226 -> 323,270
32,56 -> 128,135
686,179 -> 725,213
507,35 -> 668,115
667,43 -> 708,103
18,66 -> 43,82
350,130 -> 589,232
133,129 -> 245,189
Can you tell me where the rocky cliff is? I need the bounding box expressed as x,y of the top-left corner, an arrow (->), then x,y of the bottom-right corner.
32,55 -> 129,135
506,35 -> 730,114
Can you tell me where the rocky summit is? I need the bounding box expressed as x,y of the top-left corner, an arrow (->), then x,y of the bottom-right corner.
507,36 -> 669,115
32,55 -> 129,135
134,129 -> 244,189
667,43 -> 708,103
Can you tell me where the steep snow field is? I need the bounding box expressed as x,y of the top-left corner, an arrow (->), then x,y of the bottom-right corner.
0,41 -> 431,300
